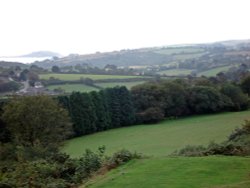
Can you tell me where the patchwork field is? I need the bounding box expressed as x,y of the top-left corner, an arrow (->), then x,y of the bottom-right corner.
85,157 -> 250,188
63,111 -> 250,157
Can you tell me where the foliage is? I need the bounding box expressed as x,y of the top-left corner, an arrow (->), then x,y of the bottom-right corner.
107,149 -> 141,169
1,95 -> 72,157
58,86 -> 135,137
241,75 -> 250,95
187,86 -> 232,114
175,145 -> 206,156
0,81 -> 20,93
221,84 -> 249,111
136,107 -> 164,124
0,147 -> 138,188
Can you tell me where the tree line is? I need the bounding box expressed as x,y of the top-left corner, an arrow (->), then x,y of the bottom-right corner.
57,86 -> 135,137
55,76 -> 250,137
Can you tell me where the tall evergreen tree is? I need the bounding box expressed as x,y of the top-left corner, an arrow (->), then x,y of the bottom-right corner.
90,91 -> 110,131
105,87 -> 121,128
117,86 -> 135,126
69,92 -> 97,136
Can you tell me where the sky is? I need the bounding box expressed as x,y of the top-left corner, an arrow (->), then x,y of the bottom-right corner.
0,0 -> 250,56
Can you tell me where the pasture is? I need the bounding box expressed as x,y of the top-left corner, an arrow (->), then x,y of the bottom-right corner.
47,84 -> 99,93
95,81 -> 145,89
198,65 -> 233,77
39,73 -> 141,81
46,81 -> 145,93
158,69 -> 194,76
85,157 -> 250,188
63,111 -> 250,158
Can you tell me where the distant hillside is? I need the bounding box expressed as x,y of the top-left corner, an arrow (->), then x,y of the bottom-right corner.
21,51 -> 61,58
0,61 -> 28,68
33,39 -> 250,76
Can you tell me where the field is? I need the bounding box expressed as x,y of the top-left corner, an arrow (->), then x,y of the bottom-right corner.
47,84 -> 99,93
39,73 -> 142,81
63,111 -> 250,157
198,65 -> 233,77
46,81 -> 145,93
85,157 -> 250,188
95,81 -> 145,89
158,69 -> 194,76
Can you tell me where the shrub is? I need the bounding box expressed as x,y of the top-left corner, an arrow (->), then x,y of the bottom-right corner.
107,149 -> 141,169
177,145 -> 206,156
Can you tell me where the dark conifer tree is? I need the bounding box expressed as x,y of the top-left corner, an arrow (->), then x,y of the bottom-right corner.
90,91 -> 110,131
69,92 -> 97,136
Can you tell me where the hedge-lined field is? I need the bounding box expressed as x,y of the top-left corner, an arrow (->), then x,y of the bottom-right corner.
85,156 -> 250,188
39,73 -> 142,81
63,111 -> 250,157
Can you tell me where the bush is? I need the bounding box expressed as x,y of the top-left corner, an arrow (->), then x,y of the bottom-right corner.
107,149 -> 141,169
177,145 -> 206,156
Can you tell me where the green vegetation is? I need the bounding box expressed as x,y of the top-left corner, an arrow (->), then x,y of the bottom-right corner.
172,52 -> 205,60
47,84 -> 99,93
154,47 -> 204,55
85,156 -> 250,188
158,69 -> 194,76
63,111 -> 250,157
198,65 -> 233,77
39,73 -> 141,81
95,81 -> 145,89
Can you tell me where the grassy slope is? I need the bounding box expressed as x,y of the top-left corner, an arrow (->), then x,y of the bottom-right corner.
39,74 -> 141,81
85,157 -> 250,188
198,65 -> 233,77
63,111 -> 250,158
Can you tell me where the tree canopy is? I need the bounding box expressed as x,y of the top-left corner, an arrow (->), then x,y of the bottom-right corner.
2,95 -> 72,149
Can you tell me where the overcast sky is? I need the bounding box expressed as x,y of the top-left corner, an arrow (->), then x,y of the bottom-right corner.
0,0 -> 250,56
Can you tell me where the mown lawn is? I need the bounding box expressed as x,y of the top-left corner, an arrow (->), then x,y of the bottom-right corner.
39,73 -> 142,81
84,156 -> 250,188
63,111 -> 250,157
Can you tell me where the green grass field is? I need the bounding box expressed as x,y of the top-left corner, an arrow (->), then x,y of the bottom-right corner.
95,81 -> 145,89
198,65 -> 233,77
47,84 -> 99,93
85,157 -> 250,188
39,74 -> 142,81
63,111 -> 250,158
47,81 -> 145,93
158,69 -> 194,76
